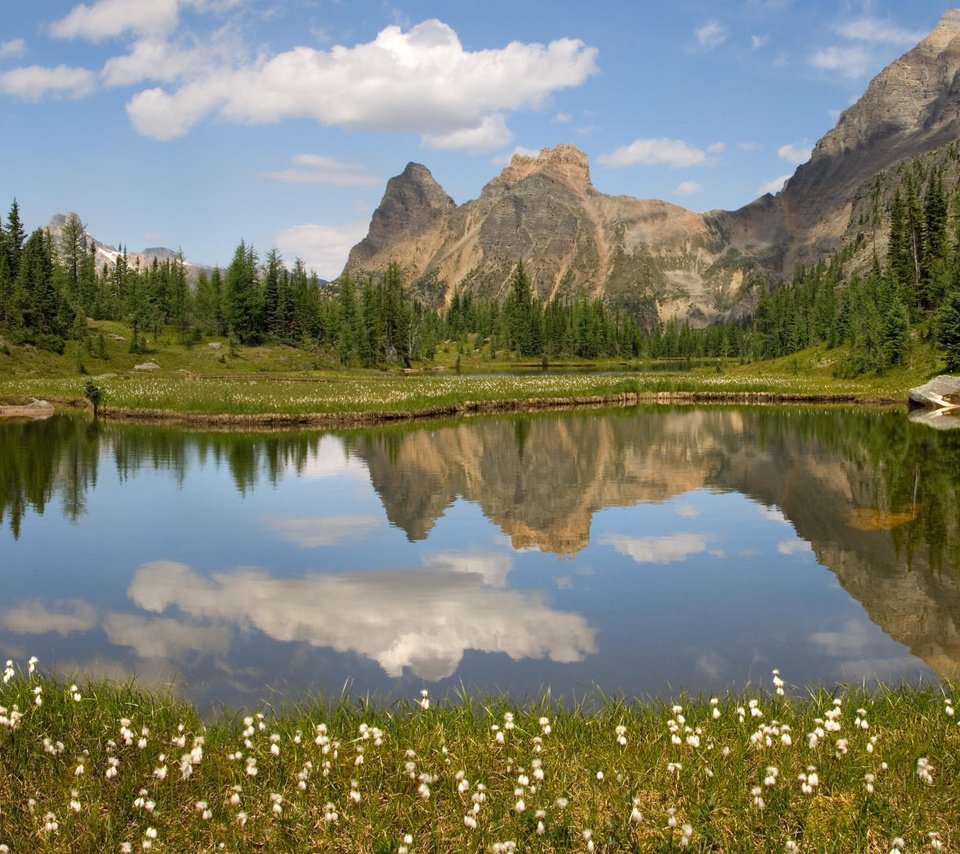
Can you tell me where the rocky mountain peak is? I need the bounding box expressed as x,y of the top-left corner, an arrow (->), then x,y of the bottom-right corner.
346,162 -> 455,269
923,8 -> 960,50
485,144 -> 593,196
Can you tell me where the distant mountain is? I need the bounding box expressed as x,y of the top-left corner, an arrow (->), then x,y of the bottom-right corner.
45,213 -> 208,277
345,9 -> 960,324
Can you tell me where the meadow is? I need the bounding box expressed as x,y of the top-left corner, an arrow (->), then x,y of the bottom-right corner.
1,659 -> 958,852
0,321 -> 939,423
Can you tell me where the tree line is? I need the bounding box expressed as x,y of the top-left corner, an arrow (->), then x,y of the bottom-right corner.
1,183 -> 958,371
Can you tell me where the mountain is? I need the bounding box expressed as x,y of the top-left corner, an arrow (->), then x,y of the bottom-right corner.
46,213 -> 206,277
345,9 -> 960,325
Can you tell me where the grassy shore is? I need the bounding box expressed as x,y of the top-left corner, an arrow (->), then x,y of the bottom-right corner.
1,662 -> 958,852
0,321 -> 944,424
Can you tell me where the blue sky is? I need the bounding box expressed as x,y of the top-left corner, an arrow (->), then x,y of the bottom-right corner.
0,1 -> 953,277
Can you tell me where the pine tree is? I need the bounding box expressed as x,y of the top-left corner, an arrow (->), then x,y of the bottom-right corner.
225,240 -> 261,344
937,273 -> 960,373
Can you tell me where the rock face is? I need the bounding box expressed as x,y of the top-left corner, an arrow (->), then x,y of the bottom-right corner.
347,144 -> 742,324
346,10 -> 960,323
731,8 -> 960,274
908,375 -> 960,407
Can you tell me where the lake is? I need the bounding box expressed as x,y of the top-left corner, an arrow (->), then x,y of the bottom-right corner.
1,406 -> 958,712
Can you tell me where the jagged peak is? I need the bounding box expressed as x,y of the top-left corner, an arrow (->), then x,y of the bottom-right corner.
923,8 -> 960,51
485,144 -> 593,195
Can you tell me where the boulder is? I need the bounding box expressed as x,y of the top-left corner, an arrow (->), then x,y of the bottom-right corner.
134,361 -> 160,371
908,375 -> 960,408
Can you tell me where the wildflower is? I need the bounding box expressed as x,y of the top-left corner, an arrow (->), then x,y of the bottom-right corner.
120,844 -> 132,853
764,766 -> 779,787
70,789 -> 81,812
799,766 -> 819,794
864,773 -> 876,794
889,836 -> 905,854
514,798 -> 525,812
33,686 -> 43,707
236,811 -> 248,827
418,689 -> 430,710
70,684 -> 82,702
417,782 -> 431,799
928,831 -> 944,850
596,770 -> 604,781
555,796 -> 569,809
667,761 -> 682,775
536,820 -> 545,835
916,757 -> 935,785
539,716 -> 552,735
630,797 -> 643,823
772,669 -> 785,696
680,823 -> 694,847
28,655 -> 38,674
751,786 -> 765,810
785,842 -> 799,853
270,793 -> 283,815
583,829 -> 594,852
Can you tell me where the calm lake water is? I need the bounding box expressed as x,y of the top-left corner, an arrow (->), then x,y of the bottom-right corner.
2,407 -> 958,712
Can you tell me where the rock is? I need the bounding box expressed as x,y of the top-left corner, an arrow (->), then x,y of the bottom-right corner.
909,409 -> 960,430
908,375 -> 960,408
0,399 -> 54,419
109,334 -> 127,341
134,361 -> 160,371
208,342 -> 222,349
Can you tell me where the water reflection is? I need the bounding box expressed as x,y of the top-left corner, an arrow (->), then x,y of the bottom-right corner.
1,407 -> 958,708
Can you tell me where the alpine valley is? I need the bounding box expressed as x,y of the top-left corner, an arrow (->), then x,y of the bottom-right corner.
345,9 -> 960,327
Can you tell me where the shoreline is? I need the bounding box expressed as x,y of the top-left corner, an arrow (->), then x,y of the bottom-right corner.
2,389 -> 899,428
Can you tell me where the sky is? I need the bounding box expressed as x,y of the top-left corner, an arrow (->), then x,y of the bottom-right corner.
0,1 -> 954,278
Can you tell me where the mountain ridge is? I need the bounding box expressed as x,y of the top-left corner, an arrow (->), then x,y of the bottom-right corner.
345,8 -> 960,324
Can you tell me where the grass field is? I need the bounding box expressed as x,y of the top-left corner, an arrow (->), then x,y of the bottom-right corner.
0,321 -> 942,423
1,661 -> 957,852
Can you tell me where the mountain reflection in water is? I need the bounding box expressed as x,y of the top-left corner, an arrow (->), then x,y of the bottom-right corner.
0,407 -> 957,710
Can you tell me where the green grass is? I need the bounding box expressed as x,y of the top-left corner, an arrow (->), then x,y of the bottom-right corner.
1,665 -> 958,851
0,322 -> 945,422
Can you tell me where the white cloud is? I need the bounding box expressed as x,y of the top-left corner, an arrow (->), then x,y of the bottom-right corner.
553,111 -> 572,123
674,181 -> 702,197
673,503 -> 701,518
706,141 -> 726,155
123,19 -> 597,145
837,17 -> 924,46
737,141 -> 761,152
268,515 -> 381,548
758,174 -> 791,195
600,533 -> 710,564
127,560 -> 596,681
422,114 -> 512,152
50,0 -> 182,41
777,538 -> 813,556
695,20 -> 730,50
101,37 -> 209,86
103,612 -> 231,660
0,599 -> 98,635
273,221 -> 369,280
0,39 -> 26,60
0,64 -> 96,100
598,138 -> 708,169
809,45 -> 871,78
751,34 -> 770,49
491,145 -> 542,166
299,436 -> 368,479
262,154 -> 381,187
777,142 -> 812,164
421,551 -> 514,588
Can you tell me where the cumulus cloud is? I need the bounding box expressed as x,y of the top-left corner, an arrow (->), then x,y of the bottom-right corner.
751,34 -> 770,49
268,515 -> 382,548
127,560 -> 596,681
598,138 -> 708,169
422,114 -> 512,152
758,174 -> 791,195
777,538 -> 813,556
0,39 -> 26,60
262,154 -> 381,187
298,436 -> 368,479
706,141 -> 726,154
777,142 -> 812,164
273,221 -> 369,280
0,599 -> 98,636
600,533 -> 711,565
103,612 -> 231,660
809,45 -> 871,78
50,0 -> 183,41
122,19 -> 597,145
695,21 -> 729,50
491,145 -> 543,166
421,551 -> 514,588
674,181 -> 702,197
0,64 -> 96,100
